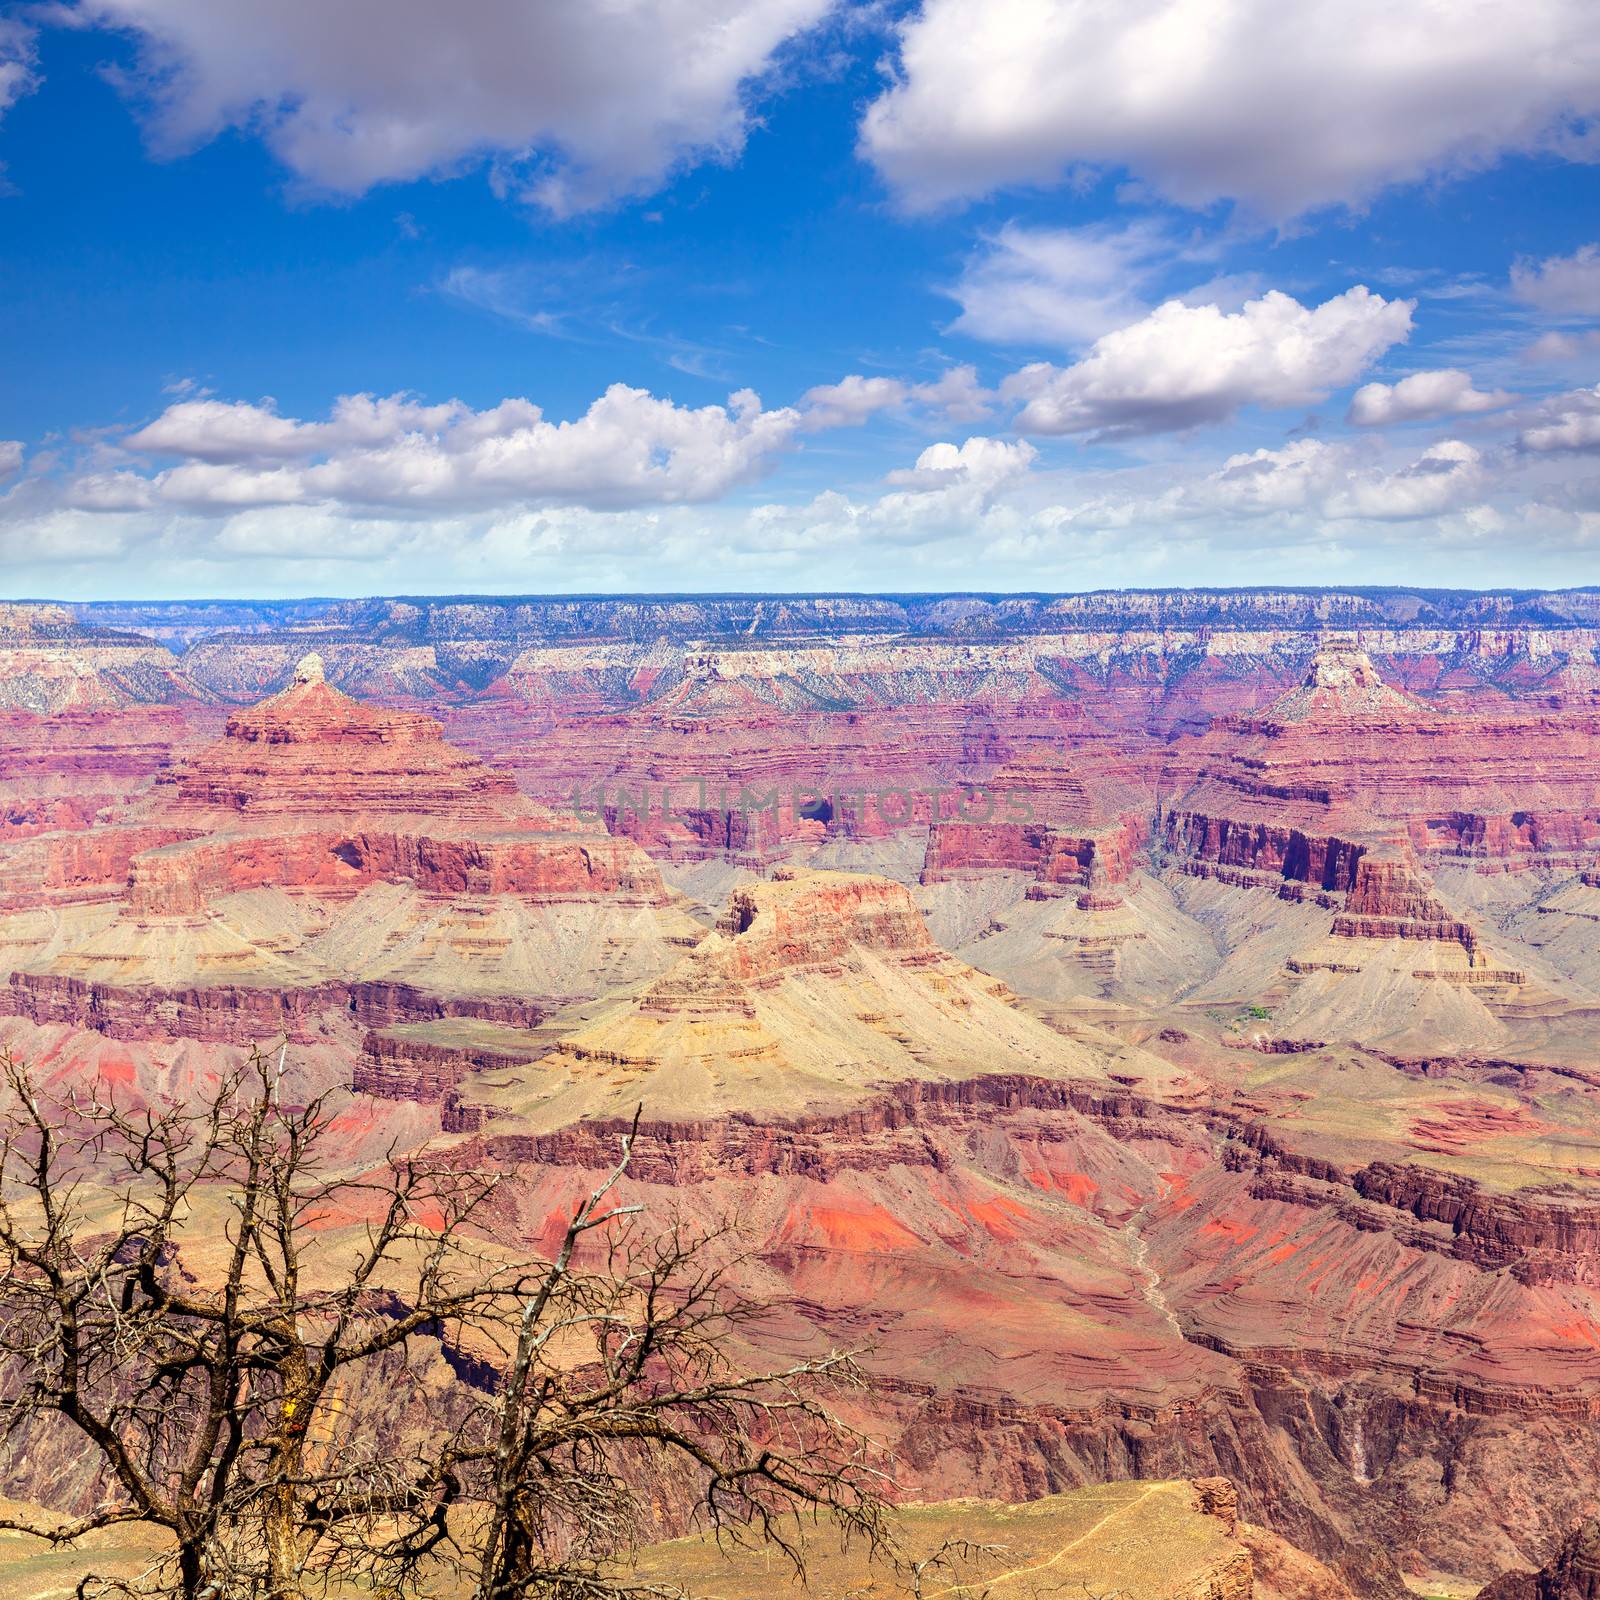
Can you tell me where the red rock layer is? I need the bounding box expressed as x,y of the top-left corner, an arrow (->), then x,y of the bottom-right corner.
0,825 -> 203,910
712,872 -> 937,979
127,828 -> 668,916
1160,813 -> 1368,891
445,694 -> 1160,865
354,1031 -> 535,1101
1162,641 -> 1600,860
164,654 -> 525,823
450,1071 -> 1600,1596
923,815 -> 1144,887
0,707 -> 201,839
1328,859 -> 1481,956
0,971 -> 548,1043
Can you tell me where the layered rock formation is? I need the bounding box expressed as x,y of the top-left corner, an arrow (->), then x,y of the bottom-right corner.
1161,637 -> 1600,862
443,870 -> 1155,1130
0,656 -> 701,1061
163,651 -> 524,821
0,604 -> 199,710
11,596 -> 1600,1596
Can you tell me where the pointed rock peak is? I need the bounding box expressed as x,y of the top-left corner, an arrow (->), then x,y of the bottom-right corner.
1302,635 -> 1382,690
173,659 -> 524,817
1263,635 -> 1432,724
221,656 -> 444,750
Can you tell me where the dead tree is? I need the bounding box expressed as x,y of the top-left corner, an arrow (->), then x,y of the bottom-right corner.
0,1049 -> 889,1599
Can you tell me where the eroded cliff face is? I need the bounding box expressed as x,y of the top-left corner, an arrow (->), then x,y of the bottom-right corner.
427,1065 -> 1600,1598
1478,1519 -> 1600,1600
289,872 -> 1600,1597
124,830 -> 666,917
11,604 -> 1600,1597
0,657 -> 698,1015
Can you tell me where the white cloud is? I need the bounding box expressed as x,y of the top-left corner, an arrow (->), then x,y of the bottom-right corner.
1522,329 -> 1600,364
798,366 -> 995,429
907,365 -> 993,424
885,435 -> 1036,492
88,371 -> 983,518
79,0 -> 833,214
1347,369 -> 1512,426
0,18 -> 37,126
10,422 -> 1600,594
0,442 -> 22,479
1511,244 -> 1600,317
1519,385 -> 1600,453
126,394 -> 467,462
1328,440 -> 1487,520
1061,436 -> 1489,531
113,384 -> 811,510
799,375 -> 908,429
947,219 -> 1178,348
746,434 -> 1037,551
861,0 -> 1600,217
1183,438 -> 1344,517
65,471 -> 159,511
1002,287 -> 1413,438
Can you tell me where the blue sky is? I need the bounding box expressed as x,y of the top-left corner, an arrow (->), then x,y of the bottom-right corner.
3,0 -> 1600,599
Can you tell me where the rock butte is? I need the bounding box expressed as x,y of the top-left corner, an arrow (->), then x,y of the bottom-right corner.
0,656 -> 699,1050
12,594 -> 1600,1597
165,650 -> 529,822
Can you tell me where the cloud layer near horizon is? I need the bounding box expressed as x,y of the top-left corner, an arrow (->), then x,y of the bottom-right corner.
9,369 -> 1600,597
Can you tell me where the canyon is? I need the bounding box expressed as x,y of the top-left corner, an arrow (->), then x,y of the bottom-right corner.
6,589 -> 1600,1597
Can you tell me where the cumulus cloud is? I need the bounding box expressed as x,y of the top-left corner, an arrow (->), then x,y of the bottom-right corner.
1518,385 -> 1600,453
1347,369 -> 1512,426
126,394 -> 466,463
908,365 -> 994,424
10,418 -> 1600,594
112,385 -> 813,510
0,442 -> 23,479
947,219 -> 1180,348
745,435 -> 1038,554
884,435 -> 1035,492
80,370 -> 992,519
1002,287 -> 1413,438
799,375 -> 909,430
78,0 -> 832,213
1328,440 -> 1488,520
1511,244 -> 1600,317
63,471 -> 158,512
861,0 -> 1600,217
798,367 -> 995,429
